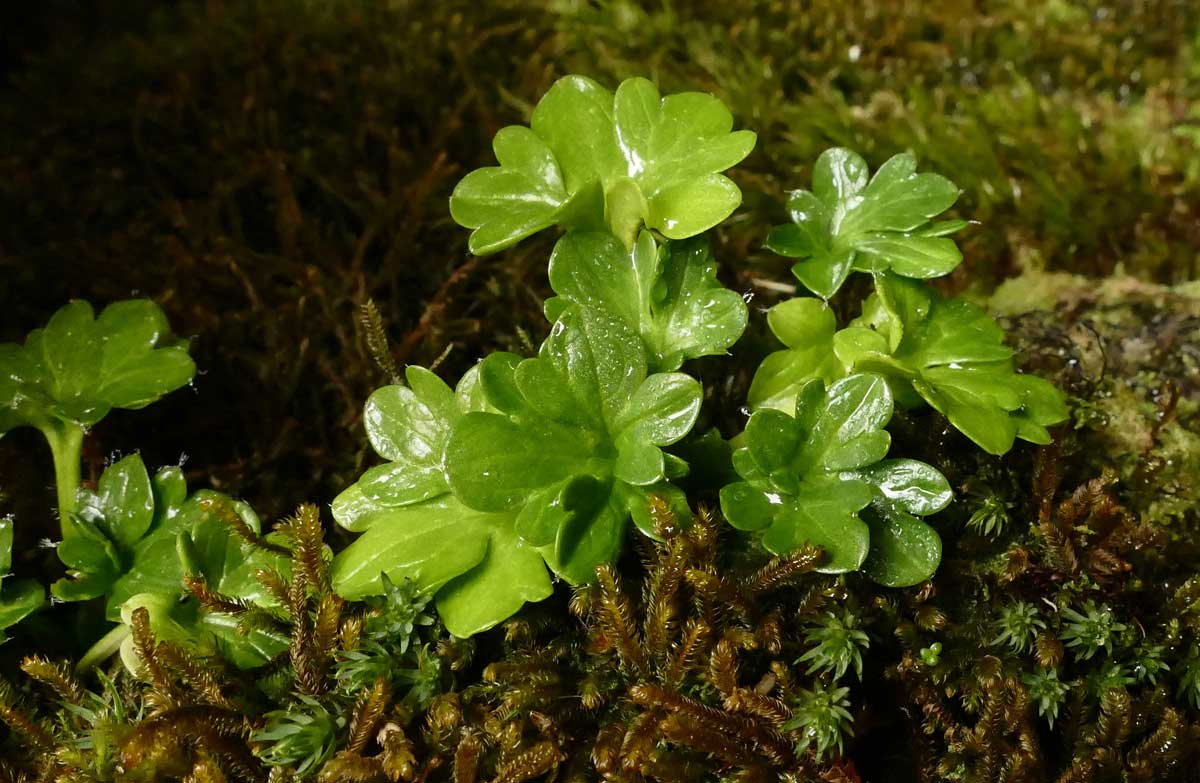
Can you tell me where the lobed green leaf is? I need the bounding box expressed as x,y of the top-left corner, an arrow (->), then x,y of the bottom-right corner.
546,231 -> 748,372
450,75 -> 755,254
723,374 -> 951,584
766,148 -> 963,298
0,299 -> 194,436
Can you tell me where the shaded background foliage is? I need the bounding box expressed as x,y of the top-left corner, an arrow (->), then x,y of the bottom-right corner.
1,1 -> 1200,777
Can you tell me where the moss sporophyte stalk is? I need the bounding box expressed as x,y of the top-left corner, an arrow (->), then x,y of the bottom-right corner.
0,72 -> 1081,779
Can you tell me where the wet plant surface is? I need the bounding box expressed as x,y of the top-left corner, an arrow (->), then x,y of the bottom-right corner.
1,1 -> 1200,780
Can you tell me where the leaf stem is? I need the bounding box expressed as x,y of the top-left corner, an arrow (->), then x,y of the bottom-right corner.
75,623 -> 130,673
42,421 -> 84,539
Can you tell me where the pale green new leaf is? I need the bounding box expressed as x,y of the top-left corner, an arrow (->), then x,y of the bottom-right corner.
450,75 -> 755,254
747,297 -> 844,413
546,230 -> 748,371
841,279 -> 1069,455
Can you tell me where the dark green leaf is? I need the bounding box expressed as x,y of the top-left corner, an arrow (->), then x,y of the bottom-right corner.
0,579 -> 43,632
860,506 -> 942,587
0,519 -> 43,631
93,454 -> 155,550
0,299 -> 194,434
845,459 -> 953,516
763,480 -> 873,571
726,374 -> 896,574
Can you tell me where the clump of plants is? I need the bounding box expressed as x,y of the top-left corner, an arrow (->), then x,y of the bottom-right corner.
15,69 -> 1200,783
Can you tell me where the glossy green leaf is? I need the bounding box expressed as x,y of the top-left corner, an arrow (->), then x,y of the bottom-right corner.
0,518 -> 44,632
627,482 -> 692,540
860,506 -> 942,587
329,496 -> 552,637
544,493 -> 628,584
841,286 -> 1069,455
448,127 -> 570,255
0,579 -> 43,632
719,481 -> 778,532
845,459 -> 953,517
0,518 -> 12,576
613,373 -> 702,445
92,454 -> 155,550
747,298 -> 843,413
444,306 -> 701,583
434,519 -> 554,637
723,374 -> 899,574
450,75 -> 755,254
725,372 -> 952,583
0,299 -> 194,435
763,480 -> 873,571
448,414 -> 590,512
547,231 -> 747,371
331,367 -> 481,531
796,375 -> 893,474
766,148 -> 963,298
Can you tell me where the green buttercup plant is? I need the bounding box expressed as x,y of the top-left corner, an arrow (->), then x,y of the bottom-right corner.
60,455 -> 290,671
720,374 -> 952,586
445,305 -> 701,583
0,300 -> 195,532
332,74 -> 752,635
753,153 -> 1068,455
334,78 -> 1067,635
449,75 -> 756,253
764,148 -> 965,299
53,453 -> 274,619
329,365 -> 555,637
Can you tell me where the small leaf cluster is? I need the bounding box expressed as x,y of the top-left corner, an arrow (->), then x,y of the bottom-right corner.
52,453 -> 269,625
991,601 -> 1046,655
754,151 -> 1069,456
1021,667 -> 1069,728
450,76 -> 755,253
800,611 -> 870,681
784,683 -> 854,762
721,374 -> 952,585
0,299 -> 194,437
765,148 -> 964,299
1061,601 -> 1127,661
333,74 -> 754,636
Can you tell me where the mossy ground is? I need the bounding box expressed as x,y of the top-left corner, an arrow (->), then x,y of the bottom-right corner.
1,1 -> 1199,779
